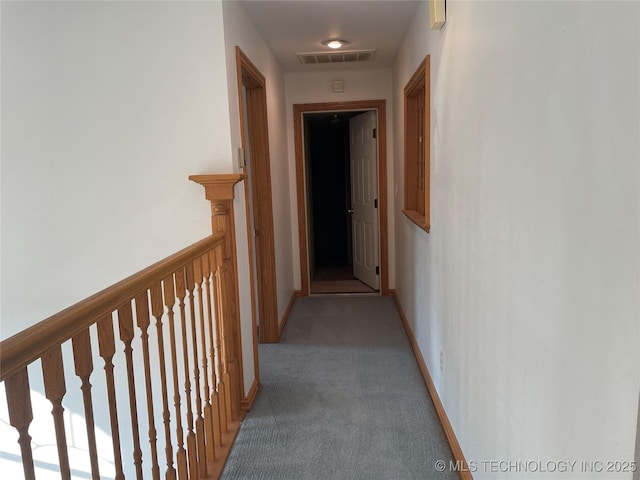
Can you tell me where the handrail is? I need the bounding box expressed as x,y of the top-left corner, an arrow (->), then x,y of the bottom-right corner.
0,233 -> 225,382
1,173 -> 249,480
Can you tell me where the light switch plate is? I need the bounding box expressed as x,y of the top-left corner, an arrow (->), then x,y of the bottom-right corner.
237,147 -> 246,168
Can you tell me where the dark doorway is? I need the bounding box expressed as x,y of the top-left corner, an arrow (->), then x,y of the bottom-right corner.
294,100 -> 389,297
304,111 -> 376,294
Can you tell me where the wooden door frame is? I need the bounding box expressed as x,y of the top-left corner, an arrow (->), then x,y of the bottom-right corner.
235,47 -> 280,344
294,100 -> 389,296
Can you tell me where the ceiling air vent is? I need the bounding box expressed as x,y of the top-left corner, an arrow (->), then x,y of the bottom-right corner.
297,49 -> 376,65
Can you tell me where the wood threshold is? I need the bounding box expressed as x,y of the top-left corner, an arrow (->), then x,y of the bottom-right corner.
402,209 -> 430,233
392,293 -> 473,480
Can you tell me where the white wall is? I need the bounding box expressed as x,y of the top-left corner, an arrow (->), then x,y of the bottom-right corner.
285,68 -> 395,289
0,1 -> 255,476
1,1 -> 234,339
393,1 -> 640,478
222,1 -> 295,357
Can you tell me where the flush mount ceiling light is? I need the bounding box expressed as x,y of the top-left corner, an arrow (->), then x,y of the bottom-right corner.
321,39 -> 348,49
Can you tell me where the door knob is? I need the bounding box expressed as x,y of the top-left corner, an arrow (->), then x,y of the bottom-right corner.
347,209 -> 354,214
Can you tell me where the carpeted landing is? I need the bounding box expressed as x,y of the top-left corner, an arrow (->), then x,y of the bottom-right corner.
221,296 -> 458,479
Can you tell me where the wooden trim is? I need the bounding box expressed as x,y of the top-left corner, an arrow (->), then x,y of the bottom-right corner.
224,200 -> 246,401
241,378 -> 259,412
236,47 -> 265,89
236,46 -> 280,344
392,293 -> 473,480
293,106 -> 310,296
0,234 -> 225,381
402,209 -> 430,233
404,56 -> 428,94
403,56 -> 430,233
376,103 -> 390,296
278,291 -> 298,338
191,174 -> 250,402
189,174 -> 245,201
235,49 -> 260,381
293,100 -> 389,297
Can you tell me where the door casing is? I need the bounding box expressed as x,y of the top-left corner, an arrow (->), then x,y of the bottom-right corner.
235,47 -> 280,344
294,100 -> 389,296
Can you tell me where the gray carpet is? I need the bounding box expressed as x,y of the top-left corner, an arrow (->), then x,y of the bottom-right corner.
221,296 -> 458,479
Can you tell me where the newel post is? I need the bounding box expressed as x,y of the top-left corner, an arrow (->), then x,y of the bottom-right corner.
189,174 -> 246,406
189,174 -> 245,241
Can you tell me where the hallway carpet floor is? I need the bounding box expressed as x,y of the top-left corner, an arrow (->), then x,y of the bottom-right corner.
221,296 -> 458,479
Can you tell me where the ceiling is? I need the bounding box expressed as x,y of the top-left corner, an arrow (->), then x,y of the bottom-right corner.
237,0 -> 422,72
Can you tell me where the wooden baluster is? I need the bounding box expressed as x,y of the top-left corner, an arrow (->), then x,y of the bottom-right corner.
211,249 -> 228,434
185,262 -> 209,477
150,282 -> 177,480
215,263 -> 233,425
209,207 -> 226,431
5,368 -> 35,480
135,291 -> 161,480
117,303 -> 144,480
194,257 -> 217,460
72,328 -> 101,480
222,258 -> 241,421
41,346 -> 71,480
175,267 -> 198,480
163,274 -> 188,480
96,314 -> 125,480
202,252 -> 223,446
229,251 -> 244,415
212,245 -> 231,428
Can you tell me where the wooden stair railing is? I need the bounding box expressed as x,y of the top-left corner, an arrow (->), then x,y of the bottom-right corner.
1,228 -> 246,480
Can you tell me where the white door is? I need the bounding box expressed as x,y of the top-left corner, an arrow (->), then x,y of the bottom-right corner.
350,111 -> 379,290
